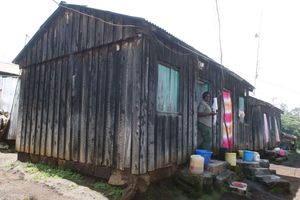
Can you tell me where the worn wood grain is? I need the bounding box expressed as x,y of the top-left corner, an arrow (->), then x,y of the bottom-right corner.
87,51 -> 97,164
58,59 -> 67,159
52,61 -> 62,158
131,39 -> 142,174
147,40 -> 156,171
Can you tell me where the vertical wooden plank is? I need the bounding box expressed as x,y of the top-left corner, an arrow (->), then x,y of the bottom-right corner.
103,45 -> 116,167
30,65 -> 40,154
112,45 -> 122,169
47,26 -> 53,60
95,47 -> 108,166
71,12 -> 80,53
40,64 -> 51,156
53,22 -> 58,58
46,62 -> 55,157
19,70 -> 28,152
37,38 -> 42,64
115,45 -> 127,170
177,115 -> 183,164
103,14 -> 114,44
156,115 -> 164,169
53,61 -> 62,158
58,13 -> 66,57
79,14 -> 88,51
42,32 -> 48,62
164,116 -> 170,165
139,38 -> 148,173
170,116 -> 177,163
16,75 -> 24,151
121,42 -> 133,169
87,12 -> 95,49
95,13 -> 104,47
193,62 -> 197,151
182,55 -> 188,162
65,10 -> 73,55
71,55 -> 82,162
147,40 -> 156,171
87,51 -> 97,164
65,56 -> 72,160
59,58 -> 67,159
131,39 -> 142,174
187,61 -> 193,155
79,53 -> 90,163
35,64 -> 45,155
25,67 -> 35,153
113,15 -> 123,41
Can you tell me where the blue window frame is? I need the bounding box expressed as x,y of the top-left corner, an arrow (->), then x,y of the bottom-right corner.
156,64 -> 179,113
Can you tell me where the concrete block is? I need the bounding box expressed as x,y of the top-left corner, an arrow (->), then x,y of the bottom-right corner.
255,175 -> 290,194
259,159 -> 270,168
206,159 -> 228,175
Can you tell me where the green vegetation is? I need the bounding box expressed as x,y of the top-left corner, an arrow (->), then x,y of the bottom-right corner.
92,182 -> 123,199
25,162 -> 123,200
26,163 -> 84,182
280,104 -> 300,147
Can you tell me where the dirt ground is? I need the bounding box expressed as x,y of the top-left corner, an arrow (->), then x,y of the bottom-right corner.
0,152 -> 108,200
1,151 -> 300,200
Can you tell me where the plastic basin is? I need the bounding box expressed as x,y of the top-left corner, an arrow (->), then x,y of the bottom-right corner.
195,149 -> 213,165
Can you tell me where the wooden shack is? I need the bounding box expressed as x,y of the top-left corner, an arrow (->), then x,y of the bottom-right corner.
13,3 -> 255,179
248,96 -> 283,151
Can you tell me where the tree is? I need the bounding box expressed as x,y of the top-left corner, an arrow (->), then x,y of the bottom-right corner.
281,107 -> 300,148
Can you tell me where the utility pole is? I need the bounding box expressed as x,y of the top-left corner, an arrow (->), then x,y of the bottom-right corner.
254,11 -> 263,95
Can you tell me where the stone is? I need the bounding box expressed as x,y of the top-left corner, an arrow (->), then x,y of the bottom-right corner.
173,170 -> 203,197
206,159 -> 228,175
244,167 -> 271,178
236,159 -> 260,168
108,170 -> 127,186
275,157 -> 288,162
259,159 -> 270,168
215,169 -> 236,187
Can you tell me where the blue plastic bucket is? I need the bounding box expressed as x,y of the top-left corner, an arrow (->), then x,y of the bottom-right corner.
243,150 -> 254,161
195,149 -> 213,165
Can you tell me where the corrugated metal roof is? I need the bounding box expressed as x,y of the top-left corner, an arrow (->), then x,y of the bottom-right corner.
13,3 -> 254,90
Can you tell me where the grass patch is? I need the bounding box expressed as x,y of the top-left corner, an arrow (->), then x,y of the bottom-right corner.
92,182 -> 123,199
25,162 -> 123,199
25,163 -> 83,182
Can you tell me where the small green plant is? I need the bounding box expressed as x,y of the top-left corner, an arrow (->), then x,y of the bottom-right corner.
25,163 -> 83,182
93,181 -> 123,199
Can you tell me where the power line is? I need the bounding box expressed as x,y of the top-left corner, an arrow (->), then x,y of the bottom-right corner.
215,0 -> 223,64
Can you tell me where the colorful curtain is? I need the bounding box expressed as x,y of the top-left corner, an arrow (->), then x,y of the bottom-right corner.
222,91 -> 233,149
263,113 -> 270,143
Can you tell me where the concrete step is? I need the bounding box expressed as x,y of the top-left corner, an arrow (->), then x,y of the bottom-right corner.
173,169 -> 215,197
215,169 -> 237,187
205,159 -> 228,175
255,175 -> 290,194
237,159 -> 260,168
244,167 -> 276,179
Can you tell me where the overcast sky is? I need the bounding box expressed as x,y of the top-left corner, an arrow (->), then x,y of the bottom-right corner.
1,0 -> 299,109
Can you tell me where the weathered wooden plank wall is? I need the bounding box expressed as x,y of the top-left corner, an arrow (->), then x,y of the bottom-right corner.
248,97 -> 282,151
15,5 -> 259,176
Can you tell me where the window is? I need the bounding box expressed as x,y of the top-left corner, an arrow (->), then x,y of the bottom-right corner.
156,64 -> 179,113
239,97 -> 245,123
195,80 -> 209,105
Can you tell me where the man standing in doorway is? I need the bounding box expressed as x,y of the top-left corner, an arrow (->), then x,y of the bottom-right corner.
197,92 -> 215,150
